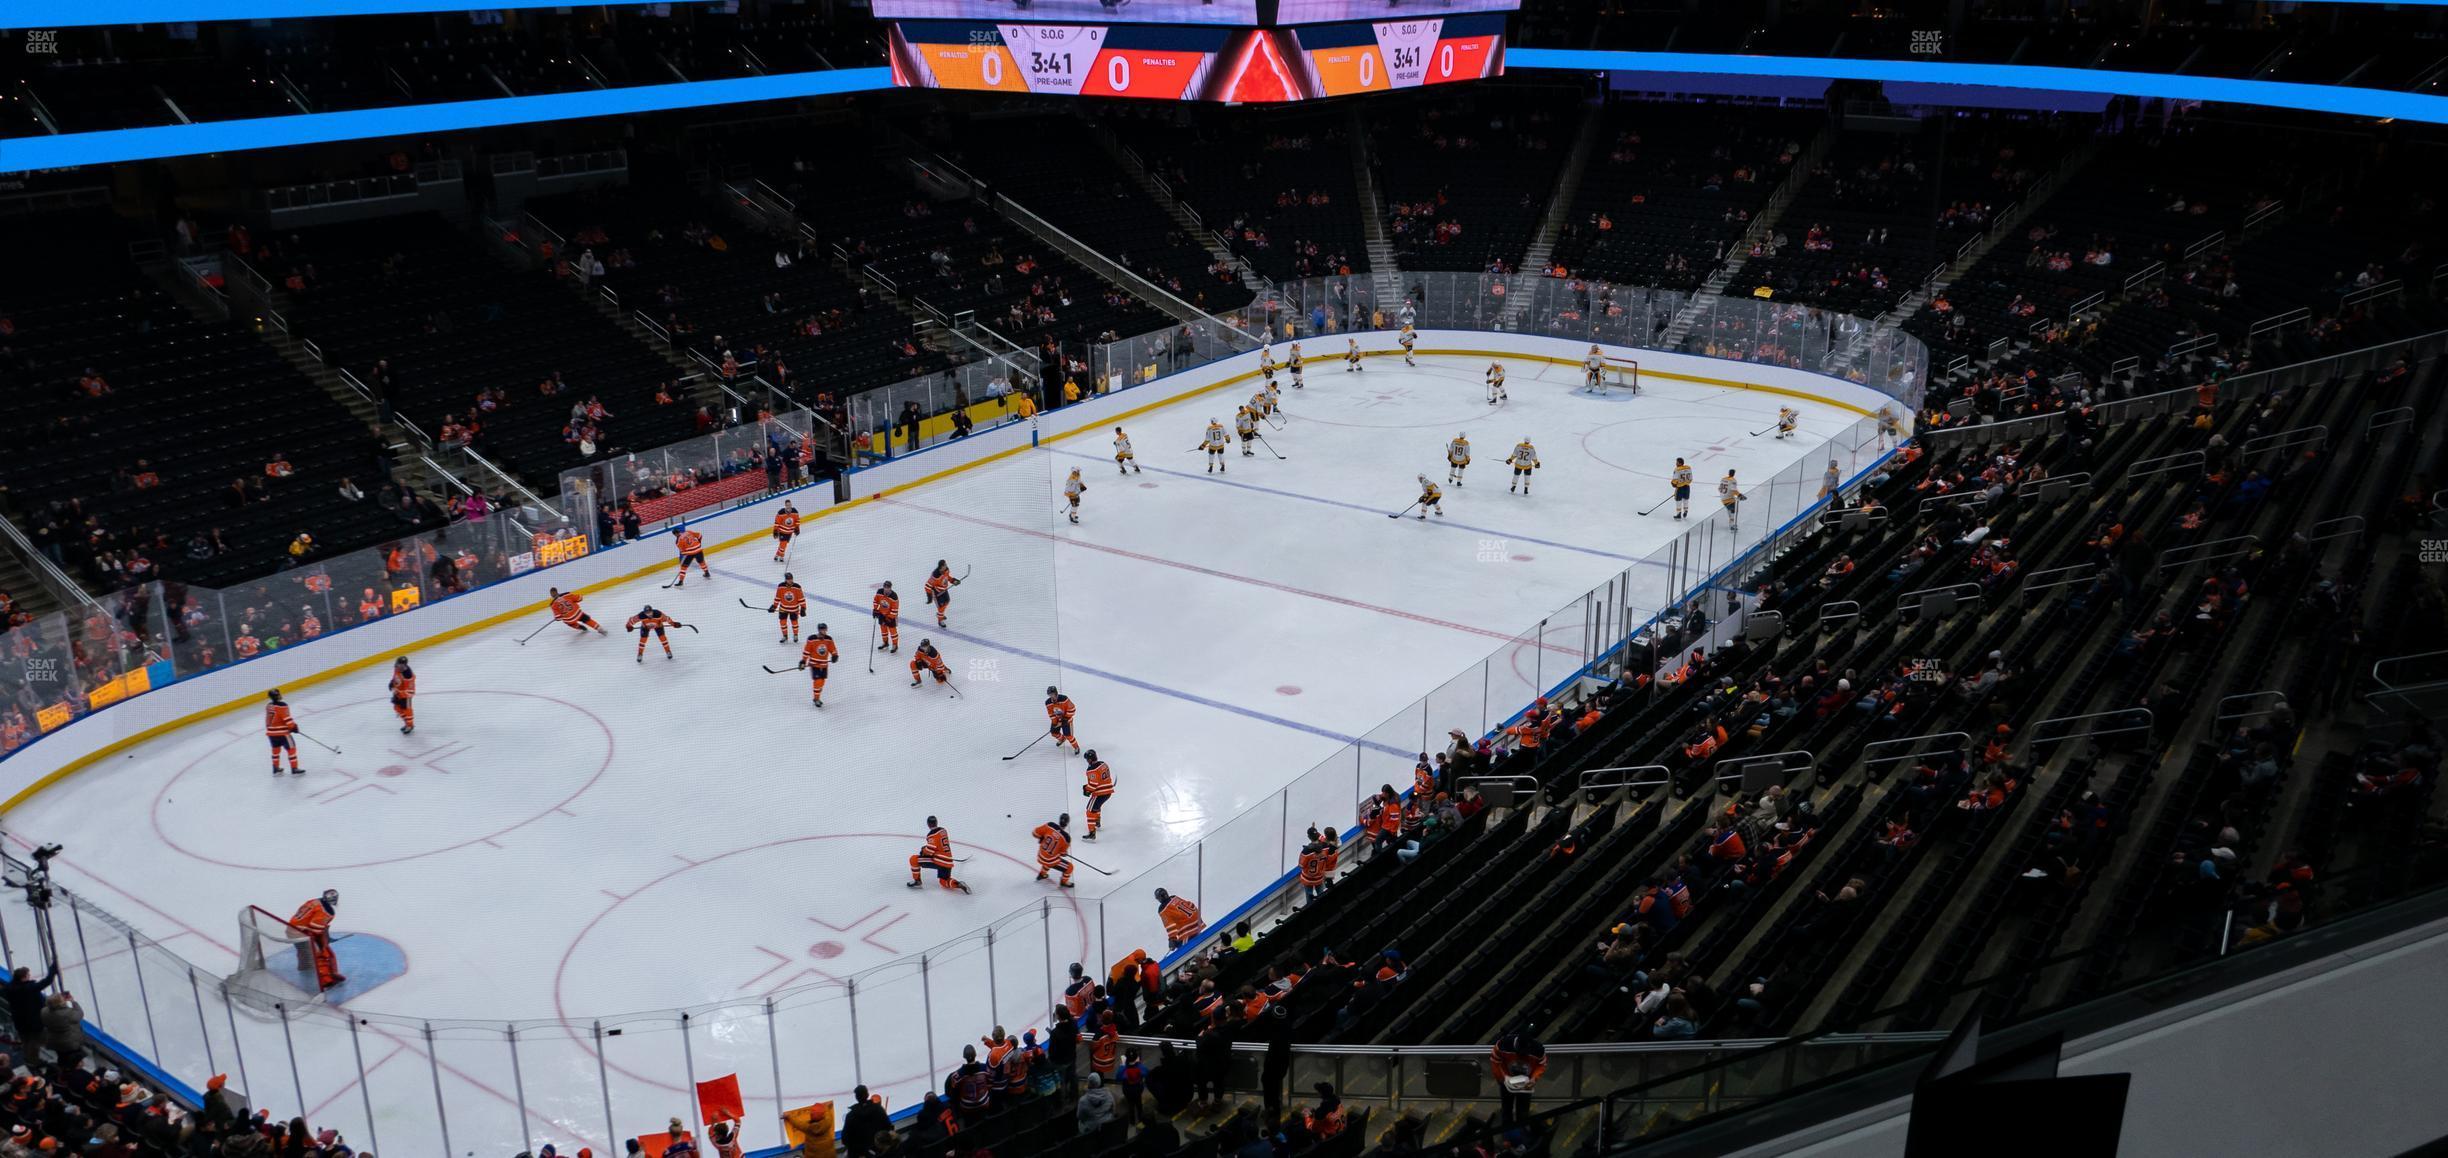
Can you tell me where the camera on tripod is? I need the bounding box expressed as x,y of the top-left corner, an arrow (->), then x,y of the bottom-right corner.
14,843 -> 63,909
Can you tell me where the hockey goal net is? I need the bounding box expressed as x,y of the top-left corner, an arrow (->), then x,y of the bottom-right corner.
1605,358 -> 1641,393
227,905 -> 325,1015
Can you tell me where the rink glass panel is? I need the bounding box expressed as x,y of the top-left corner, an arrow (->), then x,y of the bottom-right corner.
0,269 -> 1951,1143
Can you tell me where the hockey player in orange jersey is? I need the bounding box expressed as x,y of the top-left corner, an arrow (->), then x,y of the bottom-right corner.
910,639 -> 952,688
387,657 -> 417,735
771,501 -> 801,563
1044,686 -> 1082,753
1033,814 -> 1076,888
923,560 -> 962,628
796,623 -> 840,707
767,574 -> 807,643
625,605 -> 689,661
872,581 -> 902,653
670,522 -> 710,587
290,888 -> 344,989
1155,888 -> 1204,950
548,588 -> 607,634
1081,750 -> 1115,840
907,816 -> 970,894
264,689 -> 303,775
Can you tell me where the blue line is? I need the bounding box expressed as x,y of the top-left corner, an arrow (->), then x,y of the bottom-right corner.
711,571 -> 1410,759
0,69 -> 893,172
1509,49 -> 2448,126
1045,448 -> 1649,565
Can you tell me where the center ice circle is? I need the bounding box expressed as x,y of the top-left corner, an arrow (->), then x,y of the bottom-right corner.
150,690 -> 612,871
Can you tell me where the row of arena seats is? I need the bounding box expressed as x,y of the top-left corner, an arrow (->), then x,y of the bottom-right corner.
1106,348 -> 2435,1124
1365,87 -> 1573,273
269,214 -> 700,489
525,178 -> 952,400
1112,106 -> 1374,285
739,142 -> 1172,358
1547,105 -> 1819,292
924,114 -> 1257,316
0,211 -> 427,592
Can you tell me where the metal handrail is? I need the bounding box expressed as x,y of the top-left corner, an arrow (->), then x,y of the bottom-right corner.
2306,515 -> 2364,544
2030,706 -> 2154,747
459,445 -> 548,509
2240,424 -> 2329,459
2214,691 -> 2289,725
2019,563 -> 2099,601
2367,407 -> 2415,441
1577,764 -> 1672,798
2130,450 -> 2206,478
0,508 -> 104,613
2157,534 -> 2260,572
1861,731 -> 1970,770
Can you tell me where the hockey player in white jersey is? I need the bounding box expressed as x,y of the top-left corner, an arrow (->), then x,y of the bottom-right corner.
1508,437 -> 1540,495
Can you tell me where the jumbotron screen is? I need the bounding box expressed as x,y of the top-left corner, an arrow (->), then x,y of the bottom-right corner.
885,13 -> 1506,102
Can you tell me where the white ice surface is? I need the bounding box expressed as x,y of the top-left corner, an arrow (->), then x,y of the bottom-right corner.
5,356 -> 1865,1155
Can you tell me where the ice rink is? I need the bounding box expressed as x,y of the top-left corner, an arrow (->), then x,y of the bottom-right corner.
4,353 -> 1871,1155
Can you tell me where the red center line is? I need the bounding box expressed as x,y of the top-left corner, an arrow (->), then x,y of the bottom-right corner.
877,496 -> 1582,657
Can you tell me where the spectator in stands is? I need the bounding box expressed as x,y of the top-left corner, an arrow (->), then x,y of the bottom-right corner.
1074,1072 -> 1117,1137
838,1086 -> 888,1156
3,964 -> 58,1052
1192,1010 -> 1233,1111
38,991 -> 82,1068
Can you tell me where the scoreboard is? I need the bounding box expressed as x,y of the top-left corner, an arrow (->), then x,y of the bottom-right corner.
1283,14 -> 1506,98
885,11 -> 1507,103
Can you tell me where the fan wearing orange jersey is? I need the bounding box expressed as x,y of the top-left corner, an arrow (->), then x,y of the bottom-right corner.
797,623 -> 840,706
872,581 -> 902,653
625,605 -> 688,662
387,657 -> 417,735
909,639 -> 951,687
924,560 -> 961,627
771,501 -> 801,563
1155,888 -> 1204,950
264,688 -> 303,775
670,522 -> 710,586
906,816 -> 970,893
548,588 -> 606,634
768,574 -> 807,643
1081,750 -> 1115,840
1032,814 -> 1075,888
289,888 -> 344,990
1044,686 -> 1081,753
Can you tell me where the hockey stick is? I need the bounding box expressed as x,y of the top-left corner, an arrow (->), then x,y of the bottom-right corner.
1387,501 -> 1422,519
675,623 -> 699,634
739,599 -> 770,612
1064,852 -> 1117,877
515,620 -> 555,645
1639,493 -> 1675,516
293,731 -> 342,755
957,565 -> 972,583
1748,425 -> 1776,437
1002,732 -> 1050,760
761,665 -> 800,675
946,682 -> 964,700
867,619 -> 878,674
1255,434 -> 1287,460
